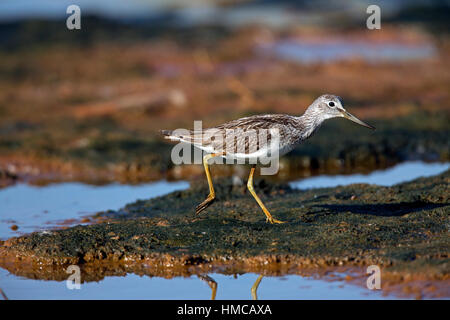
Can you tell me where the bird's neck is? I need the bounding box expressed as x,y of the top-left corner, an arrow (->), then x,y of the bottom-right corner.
298,106 -> 326,139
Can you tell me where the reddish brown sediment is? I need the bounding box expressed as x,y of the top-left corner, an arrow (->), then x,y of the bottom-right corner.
1,25 -> 449,186
0,154 -> 167,186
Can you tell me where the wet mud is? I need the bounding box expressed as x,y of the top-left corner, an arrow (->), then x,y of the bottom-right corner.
1,26 -> 449,185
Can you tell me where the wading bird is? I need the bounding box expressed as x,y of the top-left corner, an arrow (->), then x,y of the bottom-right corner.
161,94 -> 374,224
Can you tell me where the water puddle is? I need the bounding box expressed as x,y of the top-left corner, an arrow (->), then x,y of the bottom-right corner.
258,38 -> 436,63
0,180 -> 189,240
0,268 -> 389,300
290,161 -> 449,189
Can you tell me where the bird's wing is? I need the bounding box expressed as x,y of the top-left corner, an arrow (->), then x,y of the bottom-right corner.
161,114 -> 299,154
211,114 -> 297,154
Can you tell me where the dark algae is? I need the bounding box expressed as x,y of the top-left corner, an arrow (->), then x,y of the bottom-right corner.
1,169 -> 449,298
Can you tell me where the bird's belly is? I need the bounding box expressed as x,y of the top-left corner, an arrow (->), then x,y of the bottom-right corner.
221,147 -> 271,161
221,144 -> 293,163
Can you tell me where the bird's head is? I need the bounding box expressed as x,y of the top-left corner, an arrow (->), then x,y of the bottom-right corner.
310,94 -> 375,130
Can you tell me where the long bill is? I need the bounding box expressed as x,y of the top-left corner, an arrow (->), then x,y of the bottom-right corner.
341,110 -> 375,130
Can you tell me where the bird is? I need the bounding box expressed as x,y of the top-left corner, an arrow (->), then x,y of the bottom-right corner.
161,94 -> 375,224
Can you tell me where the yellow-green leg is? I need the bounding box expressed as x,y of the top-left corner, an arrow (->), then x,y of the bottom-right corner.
196,153 -> 222,215
247,165 -> 285,224
251,275 -> 263,300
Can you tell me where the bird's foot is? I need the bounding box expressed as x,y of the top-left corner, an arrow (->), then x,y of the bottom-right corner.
195,195 -> 215,215
266,216 -> 286,224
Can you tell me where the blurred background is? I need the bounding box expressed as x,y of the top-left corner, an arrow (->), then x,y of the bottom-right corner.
0,0 -> 449,301
0,0 -> 449,185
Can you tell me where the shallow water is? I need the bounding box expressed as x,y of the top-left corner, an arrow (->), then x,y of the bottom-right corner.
0,161 -> 447,300
0,180 -> 189,241
0,268 -> 389,300
290,161 -> 450,189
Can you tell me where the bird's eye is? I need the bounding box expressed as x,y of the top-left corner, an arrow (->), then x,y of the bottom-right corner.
328,101 -> 335,107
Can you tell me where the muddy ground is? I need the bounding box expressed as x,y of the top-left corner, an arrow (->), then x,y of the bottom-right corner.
1,169 -> 448,298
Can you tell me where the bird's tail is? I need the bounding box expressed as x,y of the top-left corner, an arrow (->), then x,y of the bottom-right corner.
160,129 -> 178,142
160,129 -> 202,145
160,129 -> 191,143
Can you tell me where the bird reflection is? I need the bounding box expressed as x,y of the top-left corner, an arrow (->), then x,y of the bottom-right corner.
198,274 -> 263,300
251,275 -> 263,300
197,275 -> 218,300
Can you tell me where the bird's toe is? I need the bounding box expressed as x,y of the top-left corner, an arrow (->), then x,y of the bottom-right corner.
266,216 -> 286,224
195,197 -> 215,215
